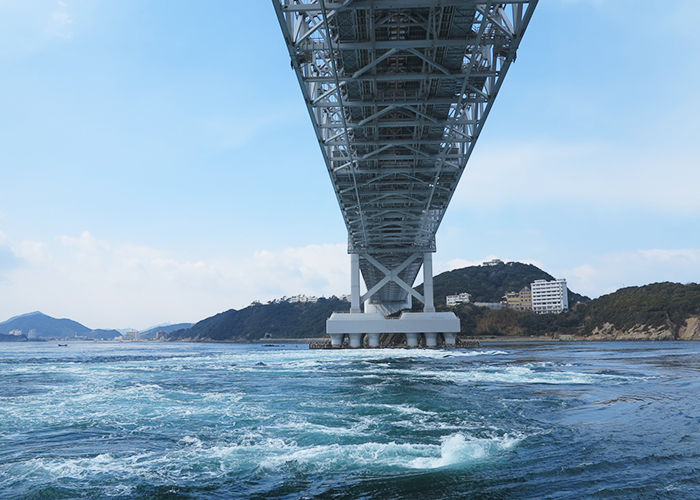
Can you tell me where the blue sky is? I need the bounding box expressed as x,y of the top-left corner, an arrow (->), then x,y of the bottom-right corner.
1,0 -> 699,330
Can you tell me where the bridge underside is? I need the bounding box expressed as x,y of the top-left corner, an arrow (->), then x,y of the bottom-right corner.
273,0 -> 537,344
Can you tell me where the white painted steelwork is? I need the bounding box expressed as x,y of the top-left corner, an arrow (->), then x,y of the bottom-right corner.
273,0 -> 537,325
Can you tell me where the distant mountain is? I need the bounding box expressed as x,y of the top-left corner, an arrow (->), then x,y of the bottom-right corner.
0,312 -> 121,340
88,329 -> 124,340
2,311 -> 46,323
0,312 -> 91,339
139,323 -> 193,339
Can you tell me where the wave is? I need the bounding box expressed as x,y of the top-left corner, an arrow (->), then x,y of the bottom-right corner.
1,432 -> 521,495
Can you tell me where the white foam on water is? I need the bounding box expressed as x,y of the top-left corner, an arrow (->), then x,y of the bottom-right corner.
255,432 -> 521,472
10,452 -> 153,485
218,347 -> 508,373
274,420 -> 369,437
386,403 -> 438,416
257,440 -> 435,472
408,433 -> 521,469
414,365 -> 649,385
446,350 -> 509,358
2,434 -> 512,484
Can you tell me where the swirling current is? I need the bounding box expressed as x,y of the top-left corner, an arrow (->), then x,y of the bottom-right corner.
2,341 -> 700,499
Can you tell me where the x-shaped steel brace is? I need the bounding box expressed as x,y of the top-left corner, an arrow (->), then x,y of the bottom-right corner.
360,253 -> 425,305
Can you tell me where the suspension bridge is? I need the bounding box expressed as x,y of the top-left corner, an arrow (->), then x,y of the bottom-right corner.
272,0 -> 538,347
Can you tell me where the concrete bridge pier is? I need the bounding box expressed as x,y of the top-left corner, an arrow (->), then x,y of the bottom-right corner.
367,332 -> 380,347
405,332 -> 420,347
443,333 -> 457,346
330,333 -> 344,347
424,332 -> 438,347
348,332 -> 363,348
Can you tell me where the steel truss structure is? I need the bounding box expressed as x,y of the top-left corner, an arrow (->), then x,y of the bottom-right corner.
273,0 -> 537,315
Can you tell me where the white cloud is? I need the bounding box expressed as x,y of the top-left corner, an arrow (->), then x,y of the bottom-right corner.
455,140 -> 700,214
13,240 -> 53,266
0,231 -> 349,330
560,248 -> 700,299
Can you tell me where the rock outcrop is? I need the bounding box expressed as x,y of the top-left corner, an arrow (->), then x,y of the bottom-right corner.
678,316 -> 700,340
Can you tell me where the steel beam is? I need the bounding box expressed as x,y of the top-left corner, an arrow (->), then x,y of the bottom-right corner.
272,0 -> 538,323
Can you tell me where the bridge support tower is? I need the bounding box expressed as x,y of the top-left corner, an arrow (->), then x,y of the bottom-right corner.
327,251 -> 460,348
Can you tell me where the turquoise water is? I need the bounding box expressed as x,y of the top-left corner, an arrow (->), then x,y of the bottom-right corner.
1,341 -> 700,499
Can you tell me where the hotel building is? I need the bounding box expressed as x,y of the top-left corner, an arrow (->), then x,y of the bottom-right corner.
531,279 -> 569,314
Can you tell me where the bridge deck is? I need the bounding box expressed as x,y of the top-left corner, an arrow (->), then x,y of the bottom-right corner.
273,0 -> 537,309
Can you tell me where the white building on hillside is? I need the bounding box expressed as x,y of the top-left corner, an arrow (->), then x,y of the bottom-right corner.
446,292 -> 471,306
531,279 -> 569,314
483,259 -> 503,267
288,295 -> 319,304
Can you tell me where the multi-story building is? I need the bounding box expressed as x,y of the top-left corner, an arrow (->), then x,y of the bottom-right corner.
505,286 -> 532,311
9,329 -> 22,336
446,292 -> 471,307
531,279 -> 568,314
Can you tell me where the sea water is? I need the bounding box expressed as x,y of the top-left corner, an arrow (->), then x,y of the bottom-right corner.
1,341 -> 700,499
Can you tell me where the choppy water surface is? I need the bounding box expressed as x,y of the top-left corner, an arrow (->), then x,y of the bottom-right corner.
2,341 -> 700,499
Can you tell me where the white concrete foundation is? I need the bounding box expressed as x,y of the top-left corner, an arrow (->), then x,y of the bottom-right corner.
327,311 -> 460,348
348,332 -> 363,348
329,333 -> 344,347
424,332 -> 438,347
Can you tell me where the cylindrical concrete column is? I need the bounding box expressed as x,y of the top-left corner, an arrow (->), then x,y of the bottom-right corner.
367,332 -> 380,347
423,253 -> 435,313
443,332 -> 457,346
350,254 -> 361,313
405,332 -> 419,347
348,332 -> 363,348
330,333 -> 344,347
424,332 -> 438,347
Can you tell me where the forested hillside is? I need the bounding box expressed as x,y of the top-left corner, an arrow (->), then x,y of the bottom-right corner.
449,282 -> 700,339
573,282 -> 700,337
169,298 -> 350,341
419,261 -> 589,305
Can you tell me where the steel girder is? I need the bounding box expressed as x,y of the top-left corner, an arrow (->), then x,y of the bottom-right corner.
273,0 -> 537,306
